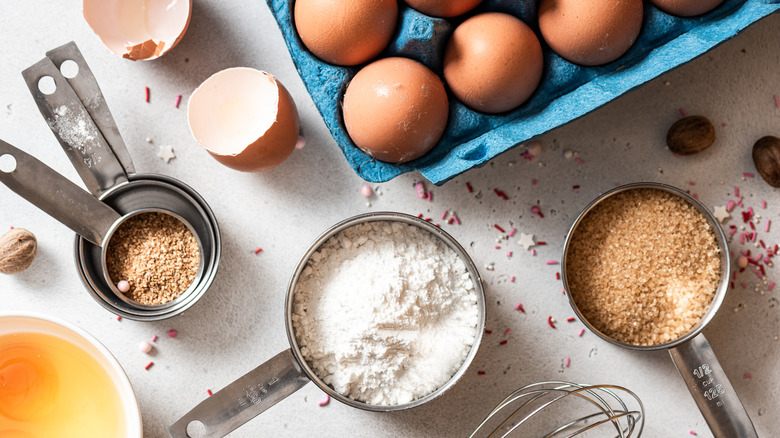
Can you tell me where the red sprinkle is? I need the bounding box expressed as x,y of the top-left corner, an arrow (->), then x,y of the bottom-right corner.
515,303 -> 525,312
567,317 -> 576,322
537,241 -> 547,245
254,247 -> 263,254
145,86 -> 150,103
679,107 -> 687,116
494,188 -> 509,200
744,373 -> 752,379
575,157 -> 584,165
499,340 -> 508,345
555,272 -> 560,280
494,224 -> 506,233
145,361 -> 154,370
572,185 -> 580,189
466,182 -> 473,193
168,329 -> 178,338
484,329 -> 492,334
775,95 -> 780,108
477,371 -> 486,375
504,328 -> 511,336
175,94 -> 182,108
548,316 -> 556,329
531,206 -> 544,218
207,389 -> 213,396
743,172 -> 755,178
689,181 -> 696,186
117,316 -> 122,321
318,394 -> 330,407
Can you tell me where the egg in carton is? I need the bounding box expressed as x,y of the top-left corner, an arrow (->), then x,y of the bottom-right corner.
267,0 -> 780,185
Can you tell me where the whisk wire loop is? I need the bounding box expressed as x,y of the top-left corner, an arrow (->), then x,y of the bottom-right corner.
470,381 -> 644,438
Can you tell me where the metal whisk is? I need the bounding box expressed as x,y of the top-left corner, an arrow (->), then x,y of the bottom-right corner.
470,381 -> 644,438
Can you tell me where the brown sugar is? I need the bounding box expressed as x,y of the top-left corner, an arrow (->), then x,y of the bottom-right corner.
106,212 -> 200,306
565,189 -> 720,346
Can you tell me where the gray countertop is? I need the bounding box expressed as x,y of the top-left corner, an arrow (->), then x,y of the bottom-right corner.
1,1 -> 778,437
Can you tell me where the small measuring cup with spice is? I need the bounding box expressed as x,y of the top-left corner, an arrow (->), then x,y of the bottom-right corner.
0,42 -> 220,320
562,182 -> 757,437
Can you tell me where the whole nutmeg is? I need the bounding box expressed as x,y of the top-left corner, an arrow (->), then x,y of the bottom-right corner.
0,228 -> 38,274
752,136 -> 780,188
666,115 -> 716,155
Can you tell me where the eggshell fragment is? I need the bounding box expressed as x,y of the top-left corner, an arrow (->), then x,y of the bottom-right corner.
405,0 -> 484,18
444,12 -> 543,114
294,0 -> 398,66
649,0 -> 724,17
83,0 -> 192,60
188,68 -> 300,172
343,57 -> 448,163
538,0 -> 643,66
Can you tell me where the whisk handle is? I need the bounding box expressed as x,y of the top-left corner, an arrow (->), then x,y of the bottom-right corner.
669,334 -> 757,438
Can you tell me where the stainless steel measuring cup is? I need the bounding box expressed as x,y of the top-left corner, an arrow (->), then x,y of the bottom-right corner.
0,42 -> 220,320
168,212 -> 486,438
561,182 -> 757,437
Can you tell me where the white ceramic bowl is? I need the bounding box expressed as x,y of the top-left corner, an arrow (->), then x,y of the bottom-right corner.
0,312 -> 142,437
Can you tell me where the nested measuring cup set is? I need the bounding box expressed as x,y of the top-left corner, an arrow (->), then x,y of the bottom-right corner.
0,43 -> 756,437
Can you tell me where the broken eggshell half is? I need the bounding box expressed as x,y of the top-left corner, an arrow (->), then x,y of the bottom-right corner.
83,0 -> 192,60
187,67 -> 301,172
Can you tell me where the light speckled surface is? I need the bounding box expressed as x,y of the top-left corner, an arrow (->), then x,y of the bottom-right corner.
0,1 -> 778,437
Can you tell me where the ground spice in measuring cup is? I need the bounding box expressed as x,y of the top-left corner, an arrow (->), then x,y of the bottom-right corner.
106,211 -> 200,306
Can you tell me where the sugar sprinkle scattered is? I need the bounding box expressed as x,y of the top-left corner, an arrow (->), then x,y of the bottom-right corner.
318,394 -> 330,407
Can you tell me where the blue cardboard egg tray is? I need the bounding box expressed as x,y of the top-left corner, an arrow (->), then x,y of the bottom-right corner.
266,0 -> 780,185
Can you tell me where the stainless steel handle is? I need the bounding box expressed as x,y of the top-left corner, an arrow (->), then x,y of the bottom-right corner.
22,47 -> 129,197
167,350 -> 310,438
0,139 -> 121,246
45,42 -> 136,175
669,333 -> 758,438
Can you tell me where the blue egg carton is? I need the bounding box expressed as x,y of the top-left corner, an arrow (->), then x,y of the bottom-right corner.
266,0 -> 780,185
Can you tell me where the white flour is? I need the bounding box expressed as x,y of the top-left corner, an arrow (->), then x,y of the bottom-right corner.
292,221 -> 479,406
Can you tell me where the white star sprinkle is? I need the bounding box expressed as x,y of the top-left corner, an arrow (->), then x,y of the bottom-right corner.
712,205 -> 730,223
517,233 -> 535,250
157,145 -> 175,163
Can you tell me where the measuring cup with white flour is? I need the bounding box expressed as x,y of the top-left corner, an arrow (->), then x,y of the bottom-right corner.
168,212 -> 486,437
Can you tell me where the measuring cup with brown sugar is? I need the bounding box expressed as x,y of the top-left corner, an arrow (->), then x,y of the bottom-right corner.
0,42 -> 220,320
562,182 -> 757,437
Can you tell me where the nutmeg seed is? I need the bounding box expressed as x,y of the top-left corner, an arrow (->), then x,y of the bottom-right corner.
0,228 -> 38,274
666,115 -> 716,155
752,136 -> 780,188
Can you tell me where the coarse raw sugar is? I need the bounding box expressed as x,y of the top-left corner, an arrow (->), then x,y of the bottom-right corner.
566,189 -> 720,346
292,220 -> 479,406
106,212 -> 200,306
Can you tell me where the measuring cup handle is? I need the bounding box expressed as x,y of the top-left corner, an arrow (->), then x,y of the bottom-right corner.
0,139 -> 120,246
167,349 -> 310,438
669,333 -> 758,438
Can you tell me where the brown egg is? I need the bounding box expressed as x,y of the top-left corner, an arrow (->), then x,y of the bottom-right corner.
443,12 -> 543,114
188,68 -> 300,172
538,0 -> 643,66
294,0 -> 398,66
405,0 -> 483,18
649,0 -> 724,17
343,57 -> 449,163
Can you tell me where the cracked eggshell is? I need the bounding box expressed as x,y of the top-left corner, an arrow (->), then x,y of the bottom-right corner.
83,0 -> 192,60
188,68 -> 300,172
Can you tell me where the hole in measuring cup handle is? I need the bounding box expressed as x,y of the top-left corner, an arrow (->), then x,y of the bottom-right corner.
0,154 -> 17,173
59,59 -> 79,78
38,75 -> 56,94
